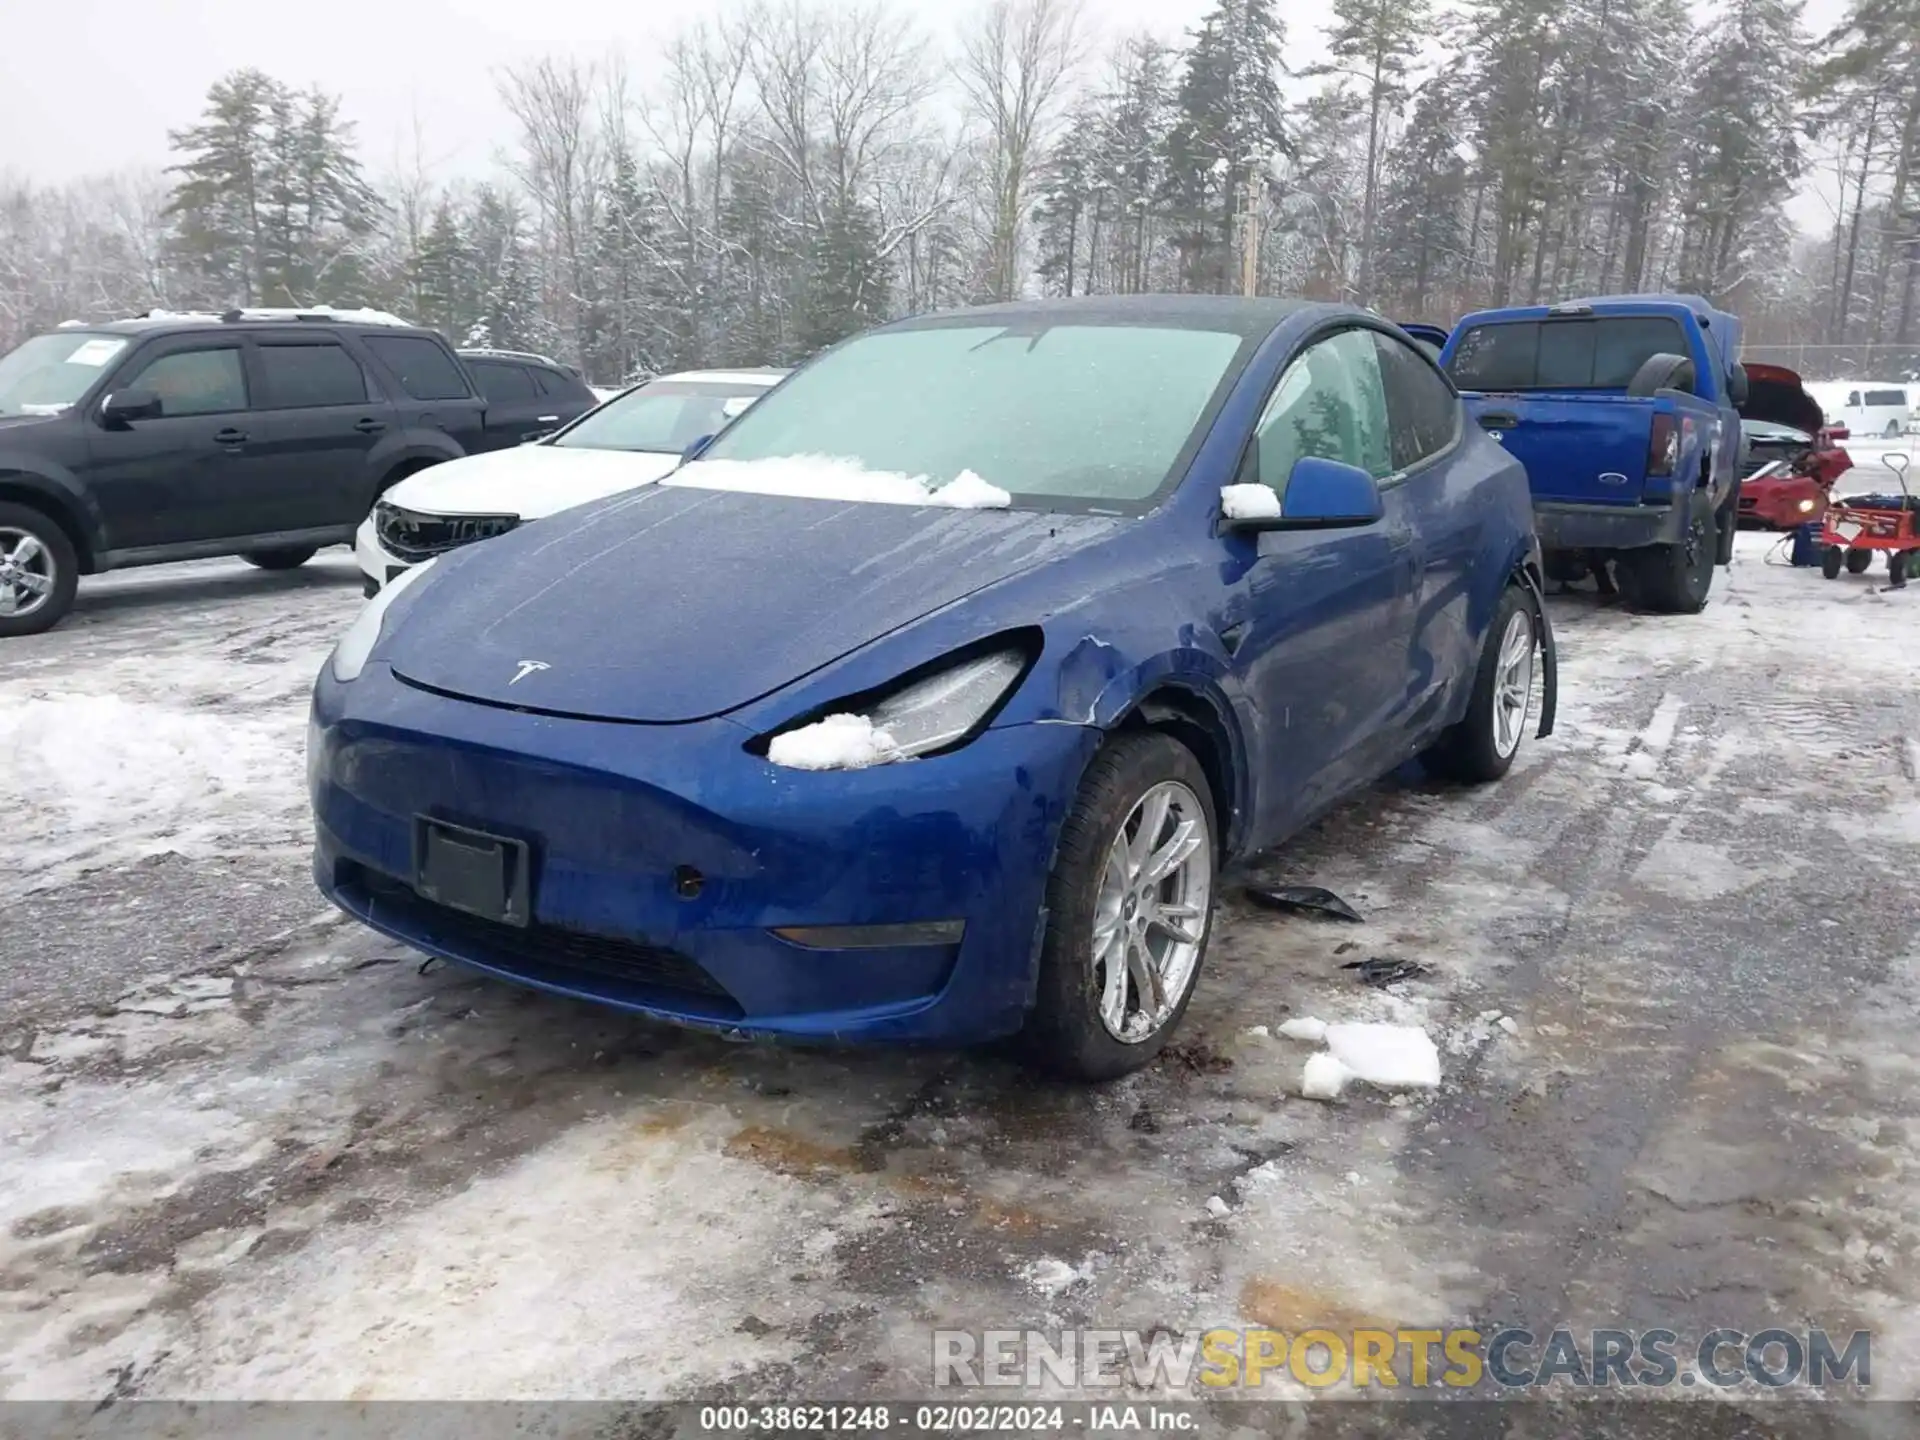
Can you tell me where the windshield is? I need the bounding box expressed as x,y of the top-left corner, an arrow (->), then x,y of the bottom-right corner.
1447,316 -> 1690,392
552,378 -> 774,453
691,322 -> 1249,513
0,332 -> 129,416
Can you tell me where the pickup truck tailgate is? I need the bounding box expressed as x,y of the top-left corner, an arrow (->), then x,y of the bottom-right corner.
1467,393 -> 1657,506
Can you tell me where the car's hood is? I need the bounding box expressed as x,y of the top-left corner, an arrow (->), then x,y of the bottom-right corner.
0,412 -> 62,433
382,483 -> 1121,723
384,444 -> 681,518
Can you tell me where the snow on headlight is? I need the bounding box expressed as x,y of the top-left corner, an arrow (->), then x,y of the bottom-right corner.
766,714 -> 903,771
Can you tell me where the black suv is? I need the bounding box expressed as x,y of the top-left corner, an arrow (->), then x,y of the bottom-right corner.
0,310 -> 593,637
458,348 -> 601,445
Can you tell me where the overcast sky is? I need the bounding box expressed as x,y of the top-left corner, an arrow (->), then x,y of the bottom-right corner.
5,0 -> 1849,232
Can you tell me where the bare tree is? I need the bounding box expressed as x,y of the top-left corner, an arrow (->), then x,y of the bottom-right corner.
498,56 -> 608,359
957,0 -> 1084,301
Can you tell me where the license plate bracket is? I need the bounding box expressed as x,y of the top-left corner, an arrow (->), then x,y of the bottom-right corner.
413,818 -> 531,927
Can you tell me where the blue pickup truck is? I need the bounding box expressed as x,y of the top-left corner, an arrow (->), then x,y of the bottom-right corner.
1438,295 -> 1745,614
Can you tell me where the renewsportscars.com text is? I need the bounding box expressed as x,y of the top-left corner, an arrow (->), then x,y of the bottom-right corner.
933,1326 -> 1872,1391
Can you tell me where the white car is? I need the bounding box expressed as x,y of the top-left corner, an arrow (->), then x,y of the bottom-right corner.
354,368 -> 787,593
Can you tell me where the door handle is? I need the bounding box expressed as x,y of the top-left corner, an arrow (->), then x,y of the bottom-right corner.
213,427 -> 248,446
1478,411 -> 1518,431
536,414 -> 560,424
354,418 -> 387,434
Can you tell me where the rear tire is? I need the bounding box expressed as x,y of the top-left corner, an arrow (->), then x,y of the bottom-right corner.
1891,552 -> 1910,587
1019,732 -> 1217,1082
1423,584 -> 1536,785
241,546 -> 318,571
1617,490 -> 1715,614
0,502 -> 80,638
1846,547 -> 1873,574
1822,546 -> 1845,580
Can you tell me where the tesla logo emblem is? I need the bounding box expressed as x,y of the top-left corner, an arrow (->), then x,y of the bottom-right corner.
510,660 -> 550,685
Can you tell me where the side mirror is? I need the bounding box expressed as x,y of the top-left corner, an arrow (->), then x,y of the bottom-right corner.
681,433 -> 716,463
1220,457 -> 1385,534
100,388 -> 162,427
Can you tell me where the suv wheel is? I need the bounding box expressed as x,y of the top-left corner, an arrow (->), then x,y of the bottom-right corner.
1020,732 -> 1217,1081
241,546 -> 318,571
0,503 -> 79,638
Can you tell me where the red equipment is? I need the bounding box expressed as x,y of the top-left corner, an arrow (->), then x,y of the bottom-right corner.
1818,453 -> 1920,586
1737,362 -> 1855,529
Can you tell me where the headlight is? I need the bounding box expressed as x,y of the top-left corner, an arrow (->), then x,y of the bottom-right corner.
1798,497 -> 1817,513
329,559 -> 437,683
764,647 -> 1030,771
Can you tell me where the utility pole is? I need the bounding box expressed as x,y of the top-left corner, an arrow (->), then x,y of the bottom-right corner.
1241,171 -> 1265,298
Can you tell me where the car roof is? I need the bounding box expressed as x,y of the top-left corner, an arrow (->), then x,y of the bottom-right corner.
653,368 -> 788,386
885,293 -> 1327,339
75,307 -> 432,336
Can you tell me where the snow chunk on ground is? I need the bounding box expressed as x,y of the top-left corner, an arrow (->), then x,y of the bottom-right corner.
1020,1256 -> 1092,1296
1220,483 -> 1282,520
1300,1053 -> 1351,1100
766,714 -> 901,771
1324,1023 -> 1441,1089
667,455 -> 1010,509
1204,1195 -> 1232,1219
1278,1017 -> 1328,1043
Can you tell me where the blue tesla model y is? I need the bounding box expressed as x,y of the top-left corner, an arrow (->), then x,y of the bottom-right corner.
309,296 -> 1552,1080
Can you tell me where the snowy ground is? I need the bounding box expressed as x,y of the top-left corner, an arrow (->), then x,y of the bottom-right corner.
3,536 -> 1919,1425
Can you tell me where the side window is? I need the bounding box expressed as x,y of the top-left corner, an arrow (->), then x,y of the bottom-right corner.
258,342 -> 368,409
361,335 -> 472,401
529,367 -> 573,397
1250,329 -> 1393,499
473,361 -> 536,403
1373,334 -> 1461,471
125,346 -> 248,417
1847,391 -> 1861,407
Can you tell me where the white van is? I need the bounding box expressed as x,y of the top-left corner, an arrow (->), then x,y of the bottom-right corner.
1809,381 -> 1913,438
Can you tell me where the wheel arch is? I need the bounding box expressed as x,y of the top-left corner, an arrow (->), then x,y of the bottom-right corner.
376,452 -> 446,496
1110,682 -> 1246,861
0,473 -> 99,574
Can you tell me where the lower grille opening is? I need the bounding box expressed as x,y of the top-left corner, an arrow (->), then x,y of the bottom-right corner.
343,863 -> 743,1019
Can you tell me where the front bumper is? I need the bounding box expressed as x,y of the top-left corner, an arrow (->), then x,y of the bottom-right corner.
353,516 -> 403,597
308,666 -> 1100,1044
1739,479 -> 1824,530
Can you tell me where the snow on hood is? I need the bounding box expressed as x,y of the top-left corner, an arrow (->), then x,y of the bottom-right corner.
666,455 -> 1012,509
382,444 -> 682,519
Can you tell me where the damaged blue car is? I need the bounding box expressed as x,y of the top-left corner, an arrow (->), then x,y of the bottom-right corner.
308,296 -> 1553,1080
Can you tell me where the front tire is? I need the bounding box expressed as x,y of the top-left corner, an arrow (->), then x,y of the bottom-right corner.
0,503 -> 80,638
241,546 -> 318,571
1617,490 -> 1715,614
1020,732 -> 1217,1082
1423,583 -> 1536,784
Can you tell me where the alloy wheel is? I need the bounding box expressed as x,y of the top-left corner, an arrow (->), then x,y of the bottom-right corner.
1492,609 -> 1535,759
1091,780 -> 1212,1043
0,527 -> 56,619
